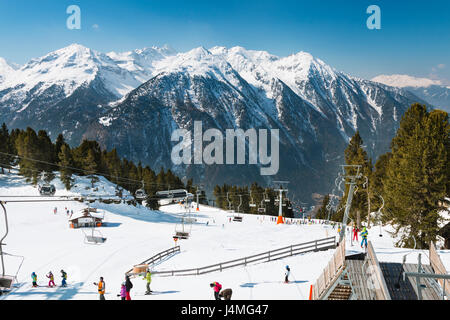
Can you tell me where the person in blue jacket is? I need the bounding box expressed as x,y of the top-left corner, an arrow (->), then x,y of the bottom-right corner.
360,227 -> 368,249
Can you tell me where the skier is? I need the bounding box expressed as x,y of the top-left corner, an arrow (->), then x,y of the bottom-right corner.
125,275 -> 133,300
360,226 -> 368,249
53,207 -> 57,215
284,265 -> 290,283
46,271 -> 55,287
143,270 -> 152,295
210,282 -> 222,300
31,272 -> 38,287
352,226 -> 359,241
219,288 -> 233,300
61,269 -> 67,287
117,282 -> 126,300
93,277 -> 106,300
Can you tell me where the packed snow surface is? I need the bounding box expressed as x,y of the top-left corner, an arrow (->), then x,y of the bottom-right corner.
0,173 -> 448,300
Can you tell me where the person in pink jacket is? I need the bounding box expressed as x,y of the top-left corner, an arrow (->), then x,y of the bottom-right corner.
118,282 -> 126,300
210,282 -> 222,300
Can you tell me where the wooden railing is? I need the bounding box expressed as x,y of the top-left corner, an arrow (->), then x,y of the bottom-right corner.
430,242 -> 450,297
312,238 -> 346,300
365,241 -> 391,300
126,246 -> 180,275
152,236 -> 336,277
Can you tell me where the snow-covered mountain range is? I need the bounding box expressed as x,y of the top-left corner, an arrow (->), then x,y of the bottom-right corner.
372,74 -> 450,113
0,44 -> 431,201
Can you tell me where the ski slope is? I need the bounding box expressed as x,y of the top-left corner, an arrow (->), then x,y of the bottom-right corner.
0,172 -> 449,300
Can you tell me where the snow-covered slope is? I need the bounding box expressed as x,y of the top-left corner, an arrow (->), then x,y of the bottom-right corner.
1,173 -> 448,300
0,57 -> 18,83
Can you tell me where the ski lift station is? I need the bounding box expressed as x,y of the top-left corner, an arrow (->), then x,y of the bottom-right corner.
69,207 -> 105,229
156,189 -> 192,206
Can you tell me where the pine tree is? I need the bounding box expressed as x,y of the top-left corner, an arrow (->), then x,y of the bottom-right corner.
58,144 -> 74,190
383,104 -> 449,248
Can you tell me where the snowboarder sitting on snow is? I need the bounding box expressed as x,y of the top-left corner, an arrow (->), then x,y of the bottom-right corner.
360,227 -> 368,249
93,277 -> 106,300
31,272 -> 38,287
285,265 -> 291,283
219,288 -> 233,300
61,270 -> 67,287
210,282 -> 222,300
143,270 -> 152,295
47,271 -> 55,287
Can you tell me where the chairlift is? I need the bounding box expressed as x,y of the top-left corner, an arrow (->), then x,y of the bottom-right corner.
156,189 -> 189,206
258,198 -> 266,214
233,195 -> 244,222
0,202 -> 25,293
135,181 -> 147,201
80,207 -> 107,244
174,215 -> 192,239
83,226 -> 107,244
38,183 -> 56,196
249,190 -> 256,208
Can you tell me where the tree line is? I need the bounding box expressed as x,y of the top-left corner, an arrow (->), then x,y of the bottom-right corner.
0,125 -> 201,210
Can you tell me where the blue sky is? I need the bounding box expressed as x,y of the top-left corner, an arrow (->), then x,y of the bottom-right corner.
0,0 -> 449,82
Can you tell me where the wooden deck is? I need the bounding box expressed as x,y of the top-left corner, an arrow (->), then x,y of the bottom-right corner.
346,260 -> 376,300
380,263 -> 442,300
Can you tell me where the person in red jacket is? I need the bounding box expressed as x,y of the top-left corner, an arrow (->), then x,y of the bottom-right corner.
210,282 -> 222,300
352,226 -> 359,241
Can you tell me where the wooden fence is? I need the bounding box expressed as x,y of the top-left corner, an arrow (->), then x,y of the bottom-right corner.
312,238 -> 346,300
126,246 -> 180,275
365,241 -> 391,300
430,242 -> 450,297
152,236 -> 336,277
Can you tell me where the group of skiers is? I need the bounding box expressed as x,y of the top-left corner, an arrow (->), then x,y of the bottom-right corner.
31,270 -> 67,288
52,206 -> 73,216
93,270 -> 152,300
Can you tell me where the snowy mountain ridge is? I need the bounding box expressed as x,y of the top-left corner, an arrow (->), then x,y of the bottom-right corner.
0,44 -> 429,200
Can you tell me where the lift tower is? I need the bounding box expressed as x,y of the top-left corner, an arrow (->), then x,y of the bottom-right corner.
337,165 -> 363,242
274,181 -> 289,224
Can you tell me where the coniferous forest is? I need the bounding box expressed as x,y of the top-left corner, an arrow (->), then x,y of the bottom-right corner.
0,124 -> 197,210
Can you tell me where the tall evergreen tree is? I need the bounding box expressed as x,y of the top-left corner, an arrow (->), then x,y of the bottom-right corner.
58,144 -> 74,190
384,104 -> 449,248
